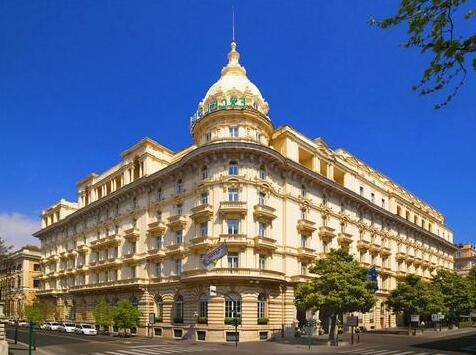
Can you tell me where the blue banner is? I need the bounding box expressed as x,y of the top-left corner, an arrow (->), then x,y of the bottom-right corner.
367,266 -> 379,292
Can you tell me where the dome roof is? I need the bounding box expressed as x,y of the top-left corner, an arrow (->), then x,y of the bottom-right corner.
196,41 -> 269,117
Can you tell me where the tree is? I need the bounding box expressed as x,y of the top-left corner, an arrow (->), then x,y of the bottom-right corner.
432,269 -> 474,317
24,304 -> 46,324
0,235 -> 12,259
295,248 -> 376,342
386,274 -> 446,333
112,299 -> 141,336
92,298 -> 113,333
371,0 -> 476,108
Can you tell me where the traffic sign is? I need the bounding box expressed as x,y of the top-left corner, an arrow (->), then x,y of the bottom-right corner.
209,285 -> 217,296
411,315 -> 420,322
346,316 -> 359,327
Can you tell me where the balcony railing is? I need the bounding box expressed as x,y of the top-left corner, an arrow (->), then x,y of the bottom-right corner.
296,247 -> 317,261
296,219 -> 316,235
123,228 -> 140,241
147,221 -> 167,237
253,204 -> 277,221
165,244 -> 187,256
167,215 -> 187,231
90,234 -> 121,249
188,236 -> 216,252
190,204 -> 213,222
357,239 -> 370,251
337,232 -> 353,246
318,226 -> 336,242
218,201 -> 247,217
219,234 -> 248,249
253,236 -> 277,251
181,267 -> 285,282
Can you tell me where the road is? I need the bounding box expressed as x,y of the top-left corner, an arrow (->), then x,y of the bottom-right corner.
5,326 -> 476,355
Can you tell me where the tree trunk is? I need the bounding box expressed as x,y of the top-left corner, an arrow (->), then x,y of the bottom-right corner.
328,314 -> 338,342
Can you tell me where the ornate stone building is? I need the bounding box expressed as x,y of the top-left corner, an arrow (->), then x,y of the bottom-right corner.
455,243 -> 476,275
34,40 -> 456,341
0,245 -> 42,319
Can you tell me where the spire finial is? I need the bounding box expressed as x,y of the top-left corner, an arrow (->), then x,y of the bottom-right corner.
232,6 -> 235,42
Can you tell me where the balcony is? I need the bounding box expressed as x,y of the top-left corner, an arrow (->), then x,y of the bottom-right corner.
218,201 -> 247,217
188,236 -> 215,252
76,244 -> 89,254
337,232 -> 353,247
190,204 -> 213,222
369,244 -> 381,254
356,240 -> 370,251
147,221 -> 167,237
395,252 -> 407,261
253,236 -> 277,251
165,244 -> 187,257
296,219 -> 316,235
146,248 -> 166,261
90,234 -> 121,250
167,215 -> 187,231
69,278 -> 149,293
296,247 -> 317,261
380,246 -> 392,257
123,228 -> 140,241
318,226 -> 336,243
219,234 -> 248,249
253,204 -> 277,221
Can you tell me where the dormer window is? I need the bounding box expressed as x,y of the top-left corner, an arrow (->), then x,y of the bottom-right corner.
201,166 -> 208,180
229,126 -> 239,137
229,161 -> 238,176
176,179 -> 183,193
205,131 -> 212,142
258,165 -> 266,179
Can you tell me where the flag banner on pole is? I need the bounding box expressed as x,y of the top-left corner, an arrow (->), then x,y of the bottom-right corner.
201,242 -> 227,268
367,266 -> 379,292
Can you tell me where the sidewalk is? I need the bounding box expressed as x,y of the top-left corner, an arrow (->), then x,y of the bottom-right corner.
6,339 -> 48,355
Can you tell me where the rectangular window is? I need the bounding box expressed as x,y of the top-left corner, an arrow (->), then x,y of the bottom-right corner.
176,204 -> 183,215
200,222 -> 208,237
201,167 -> 208,180
258,222 -> 266,237
176,179 -> 183,193
228,188 -> 239,201
156,236 -> 163,249
258,192 -> 265,205
205,132 -> 212,142
381,199 -> 385,208
371,193 -> 375,203
175,230 -> 183,245
200,192 -> 208,205
258,254 -> 266,270
301,263 -> 308,275
199,300 -> 208,318
359,186 -> 364,196
175,259 -> 182,275
225,299 -> 241,318
131,266 -> 136,279
229,126 -> 239,137
228,253 -> 239,269
227,219 -> 240,234
300,235 -> 308,248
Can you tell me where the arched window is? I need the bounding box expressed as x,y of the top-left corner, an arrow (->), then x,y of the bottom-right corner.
174,295 -> 184,323
258,165 -> 266,179
228,161 -> 238,176
133,158 -> 140,180
155,295 -> 163,322
257,293 -> 267,319
199,294 -> 208,320
224,293 -> 241,319
201,166 -> 208,180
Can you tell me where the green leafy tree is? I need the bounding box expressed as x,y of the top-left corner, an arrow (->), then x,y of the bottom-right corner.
371,0 -> 476,108
386,275 -> 446,333
432,269 -> 474,316
295,248 -> 376,342
0,235 -> 12,259
24,304 -> 45,324
112,299 -> 141,336
92,298 -> 114,332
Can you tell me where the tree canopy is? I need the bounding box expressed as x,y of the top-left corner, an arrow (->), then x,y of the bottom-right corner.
112,299 -> 141,334
386,274 -> 447,321
93,298 -> 114,330
432,269 -> 474,315
24,304 -> 46,324
372,0 -> 475,108
295,248 -> 375,340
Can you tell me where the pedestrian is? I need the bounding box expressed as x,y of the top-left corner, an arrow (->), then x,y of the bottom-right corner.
420,321 -> 425,333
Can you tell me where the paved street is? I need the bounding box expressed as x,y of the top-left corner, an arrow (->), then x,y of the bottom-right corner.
5,326 -> 476,355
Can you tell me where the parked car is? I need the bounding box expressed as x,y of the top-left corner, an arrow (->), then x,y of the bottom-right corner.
39,323 -> 48,330
58,322 -> 76,333
18,320 -> 29,328
7,320 -> 16,326
47,322 -> 61,331
75,324 -> 97,335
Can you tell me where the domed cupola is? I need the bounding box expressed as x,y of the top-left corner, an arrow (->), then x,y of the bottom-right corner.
190,41 -> 273,146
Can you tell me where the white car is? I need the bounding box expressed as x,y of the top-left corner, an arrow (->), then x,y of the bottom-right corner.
18,320 -> 29,328
58,322 -> 76,333
75,324 -> 97,335
47,322 -> 61,331
39,323 -> 48,330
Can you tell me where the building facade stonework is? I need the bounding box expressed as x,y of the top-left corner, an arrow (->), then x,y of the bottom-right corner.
34,41 -> 456,341
455,243 -> 476,275
0,246 -> 41,319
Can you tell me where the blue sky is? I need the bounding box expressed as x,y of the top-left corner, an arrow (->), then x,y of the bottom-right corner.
0,1 -> 474,248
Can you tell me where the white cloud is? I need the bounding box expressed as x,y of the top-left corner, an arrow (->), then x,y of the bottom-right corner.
0,212 -> 40,250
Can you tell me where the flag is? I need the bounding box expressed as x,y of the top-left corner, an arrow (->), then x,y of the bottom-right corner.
201,243 -> 227,267
367,266 -> 379,292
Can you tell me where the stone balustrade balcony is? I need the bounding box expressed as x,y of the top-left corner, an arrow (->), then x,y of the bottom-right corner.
123,228 -> 140,241
190,204 -> 213,222
253,236 -> 277,252
318,226 -> 336,242
147,221 -> 167,237
188,236 -> 216,252
218,201 -> 247,217
219,234 -> 248,249
296,247 -> 317,261
337,232 -> 353,246
253,204 -> 277,221
90,234 -> 121,250
296,219 -> 316,235
167,215 -> 188,231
